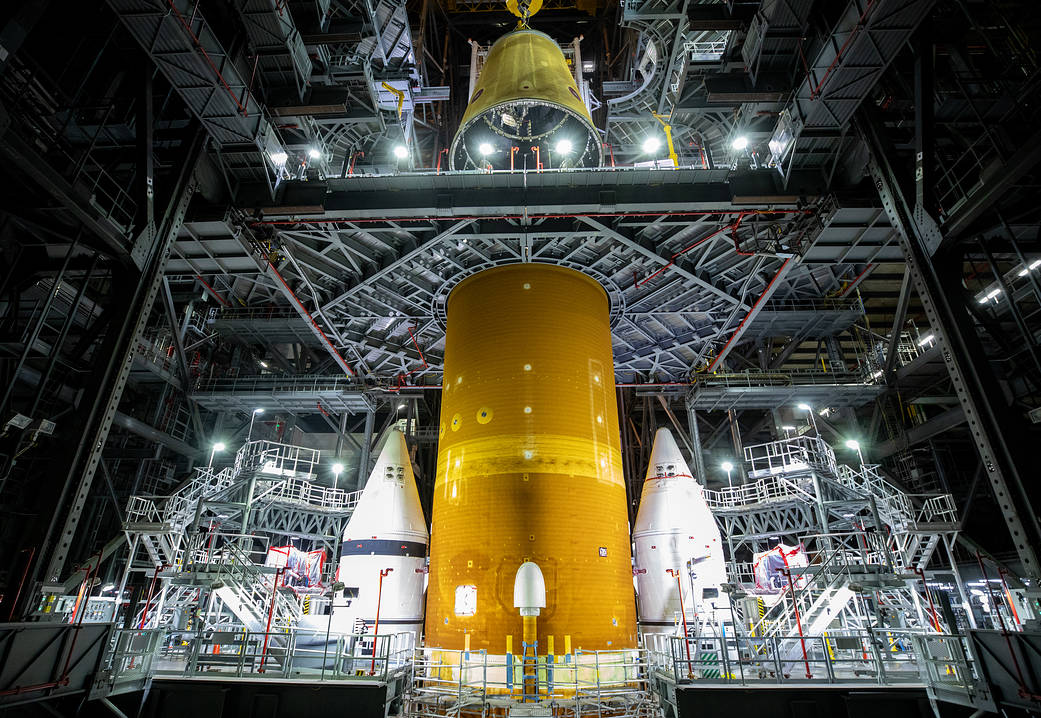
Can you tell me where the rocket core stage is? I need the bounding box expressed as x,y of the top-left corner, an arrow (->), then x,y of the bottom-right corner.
424,264 -> 637,654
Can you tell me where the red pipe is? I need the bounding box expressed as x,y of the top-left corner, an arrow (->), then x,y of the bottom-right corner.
164,0 -> 249,116
407,326 -> 428,368
511,146 -> 519,171
809,0 -> 879,100
913,567 -> 942,632
435,149 -> 448,175
602,143 -> 616,168
706,256 -> 793,372
998,567 -> 1022,627
138,564 -> 165,629
195,275 -> 231,307
837,263 -> 876,298
7,547 -> 35,620
370,567 -> 393,675
781,566 -> 813,678
254,209 -> 811,227
636,216 -> 747,287
269,264 -> 355,376
349,151 -> 365,176
975,552 -> 1040,701
259,566 -> 285,673
667,569 -> 694,677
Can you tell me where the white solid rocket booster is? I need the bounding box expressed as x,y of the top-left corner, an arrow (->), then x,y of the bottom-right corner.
632,428 -> 728,633
332,428 -> 428,638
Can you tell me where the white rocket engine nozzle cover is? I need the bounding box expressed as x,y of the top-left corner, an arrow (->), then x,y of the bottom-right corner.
330,429 -> 429,636
633,428 -> 728,629
513,561 -> 547,617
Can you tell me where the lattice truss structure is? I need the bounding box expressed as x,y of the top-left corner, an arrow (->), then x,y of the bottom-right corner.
174,204 -> 878,383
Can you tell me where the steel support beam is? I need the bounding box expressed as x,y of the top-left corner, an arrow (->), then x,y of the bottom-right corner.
858,110 -> 1041,584
32,126 -> 205,592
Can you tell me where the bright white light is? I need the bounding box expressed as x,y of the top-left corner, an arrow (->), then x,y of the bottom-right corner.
332,463 -> 344,475
731,136 -> 749,151
555,139 -> 573,155
781,425 -> 796,431
917,334 -> 935,347
269,151 -> 288,166
101,583 -> 116,592
721,461 -> 734,472
642,137 -> 661,153
845,439 -> 860,451
253,407 -> 265,414
213,442 -> 226,452
979,288 -> 1002,303
870,370 -> 884,380
393,145 -> 409,159
797,403 -> 811,412
1019,260 -> 1041,276
308,148 -> 322,160
398,403 -> 407,410
478,142 -> 494,156
259,361 -> 269,368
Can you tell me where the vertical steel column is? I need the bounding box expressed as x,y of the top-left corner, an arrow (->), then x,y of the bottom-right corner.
357,409 -> 375,490
684,399 -> 705,482
857,110 -> 1041,585
32,127 -> 205,593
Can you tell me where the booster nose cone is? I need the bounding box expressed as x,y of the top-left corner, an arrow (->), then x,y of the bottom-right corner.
513,562 -> 547,616
646,427 -> 691,480
343,428 -> 427,545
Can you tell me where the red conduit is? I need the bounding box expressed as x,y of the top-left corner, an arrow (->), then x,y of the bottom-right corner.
407,326 -> 428,368
165,0 -> 249,117
729,213 -> 754,256
253,209 -> 811,227
706,256 -> 793,373
809,0 -> 879,100
196,275 -> 231,307
637,216 -> 748,287
269,264 -> 355,376
837,263 -> 876,298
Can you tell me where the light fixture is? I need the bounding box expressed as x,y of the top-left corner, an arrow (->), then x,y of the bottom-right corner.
721,461 -> 734,472
253,408 -> 264,415
258,360 -> 269,368
101,583 -> 116,592
213,442 -> 226,452
555,139 -> 573,155
1018,260 -> 1041,276
731,136 -> 749,151
978,288 -> 1002,303
844,439 -> 860,451
642,136 -> 661,153
478,142 -> 494,156
308,148 -> 322,160
917,334 -> 935,347
781,425 -> 795,431
268,151 -> 288,166
332,463 -> 344,475
393,145 -> 409,159
797,403 -> 811,412
398,402 -> 407,410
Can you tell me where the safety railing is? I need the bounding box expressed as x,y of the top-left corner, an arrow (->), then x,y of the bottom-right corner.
915,493 -> 959,524
193,374 -> 368,395
909,632 -> 991,708
409,646 -> 655,715
744,436 -> 839,479
703,473 -> 816,510
262,476 -> 361,511
235,439 -> 320,478
648,629 -> 925,686
104,627 -> 414,683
